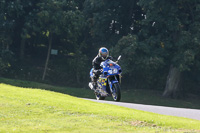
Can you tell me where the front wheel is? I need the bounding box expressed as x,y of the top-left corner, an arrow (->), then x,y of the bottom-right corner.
111,83 -> 121,101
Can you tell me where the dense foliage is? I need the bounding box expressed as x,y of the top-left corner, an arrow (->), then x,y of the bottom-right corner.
1,0 -> 200,98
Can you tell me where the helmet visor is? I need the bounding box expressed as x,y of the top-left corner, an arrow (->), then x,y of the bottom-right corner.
99,47 -> 109,59
101,53 -> 108,58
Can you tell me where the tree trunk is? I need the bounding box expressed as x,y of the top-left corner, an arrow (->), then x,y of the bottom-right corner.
42,32 -> 52,81
163,65 -> 181,98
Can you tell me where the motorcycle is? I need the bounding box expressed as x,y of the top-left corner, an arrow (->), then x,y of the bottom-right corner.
89,55 -> 122,101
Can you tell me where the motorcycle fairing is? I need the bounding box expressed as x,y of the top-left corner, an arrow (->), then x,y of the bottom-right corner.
97,76 -> 108,96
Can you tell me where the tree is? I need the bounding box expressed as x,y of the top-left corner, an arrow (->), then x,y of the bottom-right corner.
36,0 -> 86,81
0,0 -> 15,51
83,0 -> 143,48
113,34 -> 165,89
0,0 -> 17,75
138,0 -> 200,98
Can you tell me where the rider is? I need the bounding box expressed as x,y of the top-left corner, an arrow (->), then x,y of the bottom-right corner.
90,47 -> 113,90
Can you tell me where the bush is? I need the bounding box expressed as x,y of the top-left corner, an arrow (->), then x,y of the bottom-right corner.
112,34 -> 166,89
0,50 -> 14,75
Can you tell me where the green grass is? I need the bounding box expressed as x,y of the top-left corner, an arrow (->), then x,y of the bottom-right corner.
0,79 -> 200,132
1,77 -> 200,109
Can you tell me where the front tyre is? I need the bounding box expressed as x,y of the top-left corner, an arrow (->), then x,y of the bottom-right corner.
112,83 -> 121,101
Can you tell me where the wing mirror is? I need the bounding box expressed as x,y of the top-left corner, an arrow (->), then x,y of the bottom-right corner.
116,55 -> 121,63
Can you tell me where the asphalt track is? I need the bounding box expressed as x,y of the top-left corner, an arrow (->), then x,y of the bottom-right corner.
84,98 -> 200,121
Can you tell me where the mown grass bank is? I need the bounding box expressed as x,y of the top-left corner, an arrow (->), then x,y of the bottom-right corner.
1,77 -> 200,109
0,82 -> 200,132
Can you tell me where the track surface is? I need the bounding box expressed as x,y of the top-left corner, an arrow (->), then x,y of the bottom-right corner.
84,98 -> 200,121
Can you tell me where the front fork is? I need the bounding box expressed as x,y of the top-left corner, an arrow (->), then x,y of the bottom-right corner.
108,75 -> 120,93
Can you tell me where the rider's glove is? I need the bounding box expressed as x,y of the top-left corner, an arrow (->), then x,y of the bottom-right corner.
96,69 -> 102,75
94,69 -> 102,75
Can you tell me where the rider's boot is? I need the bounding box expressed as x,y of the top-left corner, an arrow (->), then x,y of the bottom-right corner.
93,82 -> 97,90
93,82 -> 99,94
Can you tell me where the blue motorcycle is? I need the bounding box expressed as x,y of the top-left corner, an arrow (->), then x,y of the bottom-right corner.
89,56 -> 122,101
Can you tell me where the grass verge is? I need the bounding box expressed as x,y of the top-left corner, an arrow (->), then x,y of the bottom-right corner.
0,81 -> 200,132
1,77 -> 200,109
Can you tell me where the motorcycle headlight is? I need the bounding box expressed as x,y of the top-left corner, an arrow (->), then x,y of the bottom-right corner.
113,68 -> 118,74
108,70 -> 112,74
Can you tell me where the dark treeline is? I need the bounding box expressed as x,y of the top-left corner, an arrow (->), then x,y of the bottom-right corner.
1,0 -> 200,99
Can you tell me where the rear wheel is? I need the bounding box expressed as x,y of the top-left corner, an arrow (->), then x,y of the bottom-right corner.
111,83 -> 121,101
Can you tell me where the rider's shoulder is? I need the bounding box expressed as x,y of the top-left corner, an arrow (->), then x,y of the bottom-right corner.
93,55 -> 101,62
